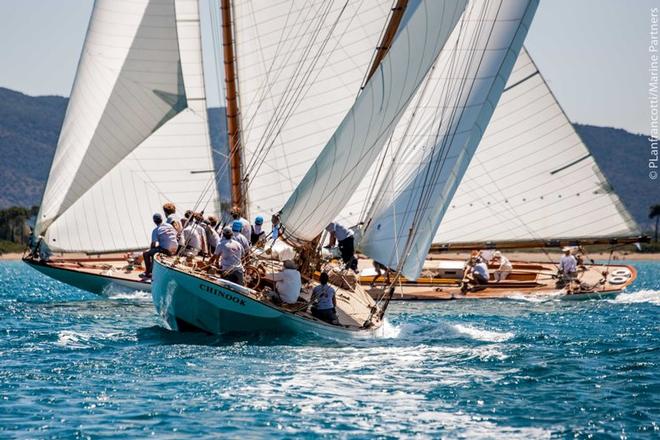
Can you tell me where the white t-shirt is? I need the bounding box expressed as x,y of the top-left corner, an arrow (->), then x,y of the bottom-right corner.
498,256 -> 512,271
151,223 -> 178,253
272,269 -> 301,304
182,223 -> 204,250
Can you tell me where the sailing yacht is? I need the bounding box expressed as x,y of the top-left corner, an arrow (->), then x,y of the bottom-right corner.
23,0 -> 222,294
152,0 -> 540,335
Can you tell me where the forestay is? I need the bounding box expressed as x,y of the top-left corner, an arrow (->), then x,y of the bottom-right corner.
361,0 -> 540,280
35,0 -> 220,253
231,0 -> 392,228
432,47 -> 639,244
280,0 -> 468,242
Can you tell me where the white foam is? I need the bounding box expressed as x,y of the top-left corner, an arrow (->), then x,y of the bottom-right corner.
375,319 -> 401,339
55,330 -> 93,348
453,324 -> 514,343
507,291 -> 563,303
108,290 -> 151,300
607,290 -> 660,306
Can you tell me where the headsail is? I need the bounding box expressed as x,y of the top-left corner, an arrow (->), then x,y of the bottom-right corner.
279,0 -> 468,242
231,1 -> 393,227
360,0 -> 540,280
35,0 -> 220,253
432,46 -> 640,245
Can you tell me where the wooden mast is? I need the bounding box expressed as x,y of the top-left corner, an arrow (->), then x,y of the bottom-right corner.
364,0 -> 408,84
220,0 -> 245,213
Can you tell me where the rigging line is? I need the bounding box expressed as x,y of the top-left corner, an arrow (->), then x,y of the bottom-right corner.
243,0 -> 352,178
242,1 -> 336,174
238,0 -> 311,154
178,1 -> 312,218
388,0 -> 496,271
282,1 -> 462,236
243,0 -> 360,187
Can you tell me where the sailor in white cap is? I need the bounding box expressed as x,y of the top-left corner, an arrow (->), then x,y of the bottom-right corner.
491,250 -> 513,282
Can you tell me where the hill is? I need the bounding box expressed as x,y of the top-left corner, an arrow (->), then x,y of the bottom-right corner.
0,87 -> 655,230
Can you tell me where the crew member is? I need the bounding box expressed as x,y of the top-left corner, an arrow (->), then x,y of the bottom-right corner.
559,247 -> 578,281
266,260 -> 301,304
204,215 -> 220,254
230,206 -> 251,239
209,227 -> 245,285
325,222 -> 357,271
251,216 -> 265,246
182,213 -> 206,256
142,213 -> 178,278
232,220 -> 251,253
491,250 -> 512,282
311,272 -> 339,325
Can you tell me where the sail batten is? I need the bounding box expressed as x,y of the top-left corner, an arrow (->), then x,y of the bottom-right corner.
432,46 -> 639,245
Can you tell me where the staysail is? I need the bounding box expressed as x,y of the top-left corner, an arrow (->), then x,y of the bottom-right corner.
360,0 -> 540,279
279,0 -> 468,242
35,0 -> 220,253
432,46 -> 640,244
231,0 -> 393,227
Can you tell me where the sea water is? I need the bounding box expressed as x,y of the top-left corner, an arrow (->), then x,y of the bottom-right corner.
0,260 -> 658,439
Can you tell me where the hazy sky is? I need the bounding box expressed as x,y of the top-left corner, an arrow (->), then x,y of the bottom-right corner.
0,0 -> 655,134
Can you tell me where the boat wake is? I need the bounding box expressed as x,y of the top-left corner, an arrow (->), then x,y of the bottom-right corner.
451,324 -> 515,343
506,291 -> 563,303
107,290 -> 151,301
607,289 -> 660,306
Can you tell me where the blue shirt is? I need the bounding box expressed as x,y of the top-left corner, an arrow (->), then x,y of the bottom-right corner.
313,284 -> 335,310
473,262 -> 489,280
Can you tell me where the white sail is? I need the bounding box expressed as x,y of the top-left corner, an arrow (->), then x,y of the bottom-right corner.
279,0 -> 468,241
35,0 -> 220,253
432,47 -> 640,244
232,0 -> 393,227
361,0 -> 540,279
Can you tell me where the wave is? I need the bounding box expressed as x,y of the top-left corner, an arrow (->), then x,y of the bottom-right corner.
107,290 -> 151,301
452,324 -> 514,343
506,291 -> 563,303
608,289 -> 660,306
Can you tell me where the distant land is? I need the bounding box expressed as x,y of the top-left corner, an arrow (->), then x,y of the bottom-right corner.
0,86 -> 656,230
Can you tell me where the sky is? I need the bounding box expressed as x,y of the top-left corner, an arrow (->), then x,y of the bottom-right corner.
0,0 -> 655,135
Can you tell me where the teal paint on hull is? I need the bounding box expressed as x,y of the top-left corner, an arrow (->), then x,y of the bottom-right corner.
23,259 -> 149,296
152,258 -> 380,338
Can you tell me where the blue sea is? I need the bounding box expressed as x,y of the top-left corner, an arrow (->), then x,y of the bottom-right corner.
0,260 -> 658,439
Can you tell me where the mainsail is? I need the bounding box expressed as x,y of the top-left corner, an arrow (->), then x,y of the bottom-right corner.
35,0 -> 220,253
360,0 -> 540,279
279,0 -> 468,242
432,47 -> 640,245
231,0 -> 393,226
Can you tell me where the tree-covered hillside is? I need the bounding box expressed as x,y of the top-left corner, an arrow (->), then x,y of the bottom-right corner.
0,87 -> 655,230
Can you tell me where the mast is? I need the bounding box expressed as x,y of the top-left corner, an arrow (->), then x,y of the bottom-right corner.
220,0 -> 245,212
364,0 -> 408,84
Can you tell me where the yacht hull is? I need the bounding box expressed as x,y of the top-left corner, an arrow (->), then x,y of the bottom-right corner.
152,257 -> 380,338
23,258 -> 150,295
